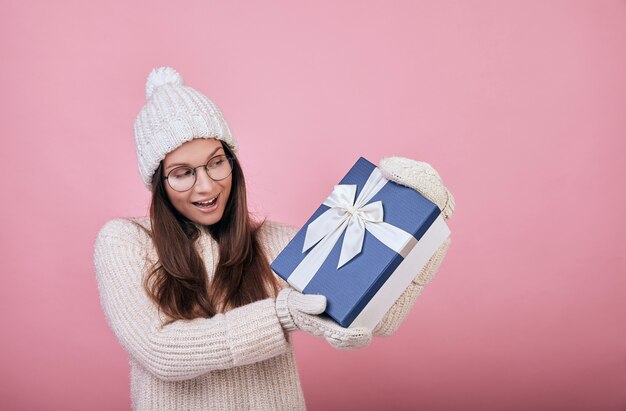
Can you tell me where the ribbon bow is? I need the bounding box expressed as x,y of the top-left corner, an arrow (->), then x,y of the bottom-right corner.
287,167 -> 417,291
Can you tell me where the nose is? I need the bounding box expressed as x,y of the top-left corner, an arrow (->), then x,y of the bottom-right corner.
193,167 -> 217,192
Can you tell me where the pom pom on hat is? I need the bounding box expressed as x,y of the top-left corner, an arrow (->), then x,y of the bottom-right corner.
145,67 -> 184,99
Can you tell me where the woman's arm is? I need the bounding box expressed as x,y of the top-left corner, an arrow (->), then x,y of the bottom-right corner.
93,219 -> 290,382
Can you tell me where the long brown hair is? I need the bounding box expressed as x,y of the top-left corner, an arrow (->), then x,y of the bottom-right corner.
131,141 -> 280,326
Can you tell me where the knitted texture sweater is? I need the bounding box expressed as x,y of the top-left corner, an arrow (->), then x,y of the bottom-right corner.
94,216 -> 433,410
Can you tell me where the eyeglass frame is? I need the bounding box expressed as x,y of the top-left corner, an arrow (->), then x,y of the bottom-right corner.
161,154 -> 234,192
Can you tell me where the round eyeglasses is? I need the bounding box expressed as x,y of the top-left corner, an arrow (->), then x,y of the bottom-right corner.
162,154 -> 234,192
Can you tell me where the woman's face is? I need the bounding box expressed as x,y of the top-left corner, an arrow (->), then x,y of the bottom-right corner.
162,138 -> 233,226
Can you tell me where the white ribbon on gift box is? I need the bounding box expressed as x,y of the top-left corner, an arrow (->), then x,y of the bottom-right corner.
287,166 -> 419,292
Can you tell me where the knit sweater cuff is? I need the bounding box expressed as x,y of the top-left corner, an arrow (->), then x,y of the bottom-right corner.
275,288 -> 298,332
224,298 -> 290,366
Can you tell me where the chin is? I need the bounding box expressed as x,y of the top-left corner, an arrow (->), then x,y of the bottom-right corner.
189,209 -> 225,227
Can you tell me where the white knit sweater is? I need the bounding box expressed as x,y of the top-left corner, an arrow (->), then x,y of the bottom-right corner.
94,216 -> 430,410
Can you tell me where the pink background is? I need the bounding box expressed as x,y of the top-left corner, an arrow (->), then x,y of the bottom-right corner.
2,1 -> 625,410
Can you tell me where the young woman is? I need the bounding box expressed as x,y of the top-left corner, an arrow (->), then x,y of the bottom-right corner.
94,66 -> 455,410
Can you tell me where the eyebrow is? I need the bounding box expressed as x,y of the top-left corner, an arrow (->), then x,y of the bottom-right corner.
165,146 -> 225,171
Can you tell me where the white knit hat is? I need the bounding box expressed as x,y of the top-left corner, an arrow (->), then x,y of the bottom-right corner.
133,66 -> 239,191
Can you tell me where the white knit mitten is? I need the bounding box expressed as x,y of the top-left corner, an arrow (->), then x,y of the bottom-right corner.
379,157 -> 455,220
275,288 -> 372,350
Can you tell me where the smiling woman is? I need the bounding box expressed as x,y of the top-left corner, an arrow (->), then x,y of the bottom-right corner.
93,66 -> 376,411
93,65 -> 454,411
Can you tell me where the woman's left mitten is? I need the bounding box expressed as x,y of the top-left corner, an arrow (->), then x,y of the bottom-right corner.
378,156 -> 455,220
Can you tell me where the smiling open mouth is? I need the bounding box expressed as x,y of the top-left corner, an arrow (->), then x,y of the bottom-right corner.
192,195 -> 218,208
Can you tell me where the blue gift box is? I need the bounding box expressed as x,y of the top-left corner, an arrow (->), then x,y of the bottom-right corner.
270,157 -> 451,328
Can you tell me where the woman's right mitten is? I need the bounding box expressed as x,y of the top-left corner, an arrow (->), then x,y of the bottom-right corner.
275,287 -> 372,350
275,287 -> 327,332
290,310 -> 372,350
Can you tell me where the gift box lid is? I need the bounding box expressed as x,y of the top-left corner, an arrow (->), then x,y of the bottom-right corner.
270,157 -> 443,327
